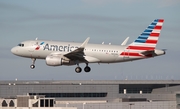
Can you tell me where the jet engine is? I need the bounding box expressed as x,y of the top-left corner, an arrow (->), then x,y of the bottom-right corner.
46,55 -> 70,66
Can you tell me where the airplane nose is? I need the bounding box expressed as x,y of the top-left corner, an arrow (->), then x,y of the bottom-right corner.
11,47 -> 17,55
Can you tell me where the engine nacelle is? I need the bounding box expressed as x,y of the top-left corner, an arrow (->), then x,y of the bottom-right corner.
46,55 -> 70,66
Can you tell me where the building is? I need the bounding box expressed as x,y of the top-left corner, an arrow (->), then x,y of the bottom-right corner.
0,80 -> 180,109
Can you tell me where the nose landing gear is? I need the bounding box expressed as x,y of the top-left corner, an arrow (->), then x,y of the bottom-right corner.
30,58 -> 36,69
30,64 -> 35,69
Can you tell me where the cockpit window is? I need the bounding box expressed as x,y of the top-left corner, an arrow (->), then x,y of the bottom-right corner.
18,43 -> 24,47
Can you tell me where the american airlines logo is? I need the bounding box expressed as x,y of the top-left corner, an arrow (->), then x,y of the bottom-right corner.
35,42 -> 45,50
43,43 -> 78,52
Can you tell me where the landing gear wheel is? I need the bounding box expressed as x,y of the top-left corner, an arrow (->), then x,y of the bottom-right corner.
84,66 -> 91,72
30,65 -> 35,69
75,67 -> 82,73
30,58 -> 36,69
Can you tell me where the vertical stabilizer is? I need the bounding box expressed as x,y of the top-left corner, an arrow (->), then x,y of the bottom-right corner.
128,19 -> 164,51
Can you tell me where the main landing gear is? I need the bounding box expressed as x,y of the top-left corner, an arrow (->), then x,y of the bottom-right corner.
30,58 -> 36,69
29,58 -> 91,73
75,63 -> 91,73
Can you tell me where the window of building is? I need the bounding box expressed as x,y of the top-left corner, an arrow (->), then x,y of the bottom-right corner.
33,101 -> 38,107
50,99 -> 54,107
119,84 -> 153,94
29,93 -> 107,98
9,100 -> 14,107
2,100 -> 8,107
40,99 -> 44,107
45,99 -> 49,107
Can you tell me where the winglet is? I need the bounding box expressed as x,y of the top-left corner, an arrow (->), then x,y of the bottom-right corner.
121,37 -> 129,45
80,37 -> 90,48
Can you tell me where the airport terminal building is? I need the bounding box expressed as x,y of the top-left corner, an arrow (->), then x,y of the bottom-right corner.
0,80 -> 180,109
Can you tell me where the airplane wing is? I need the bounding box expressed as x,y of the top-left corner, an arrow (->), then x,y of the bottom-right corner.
48,37 -> 99,63
63,37 -> 90,61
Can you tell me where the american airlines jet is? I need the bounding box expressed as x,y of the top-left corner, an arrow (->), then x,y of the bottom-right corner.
11,19 -> 165,73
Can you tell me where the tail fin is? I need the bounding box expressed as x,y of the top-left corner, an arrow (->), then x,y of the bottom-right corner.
128,19 -> 164,51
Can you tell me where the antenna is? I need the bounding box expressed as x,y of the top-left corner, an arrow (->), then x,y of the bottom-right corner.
102,42 -> 104,44
35,37 -> 38,40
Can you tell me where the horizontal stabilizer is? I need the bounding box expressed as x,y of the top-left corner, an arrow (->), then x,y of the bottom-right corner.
141,50 -> 154,56
141,49 -> 166,57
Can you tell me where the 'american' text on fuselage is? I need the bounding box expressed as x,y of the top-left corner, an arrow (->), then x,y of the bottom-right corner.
43,43 -> 78,52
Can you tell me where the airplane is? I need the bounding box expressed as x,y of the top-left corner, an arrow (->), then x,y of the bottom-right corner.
11,19 -> 165,73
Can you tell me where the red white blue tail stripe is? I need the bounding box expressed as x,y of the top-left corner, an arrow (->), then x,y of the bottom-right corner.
133,19 -> 164,48
120,19 -> 164,57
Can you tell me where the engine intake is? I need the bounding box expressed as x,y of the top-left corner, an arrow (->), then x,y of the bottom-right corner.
46,55 -> 70,66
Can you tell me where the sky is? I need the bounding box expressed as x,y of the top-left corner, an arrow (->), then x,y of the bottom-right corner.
0,0 -> 180,80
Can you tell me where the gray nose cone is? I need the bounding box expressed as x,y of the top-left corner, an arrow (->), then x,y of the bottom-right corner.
11,47 -> 17,55
11,47 -> 15,54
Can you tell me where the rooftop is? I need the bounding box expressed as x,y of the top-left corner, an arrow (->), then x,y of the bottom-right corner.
0,80 -> 180,85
